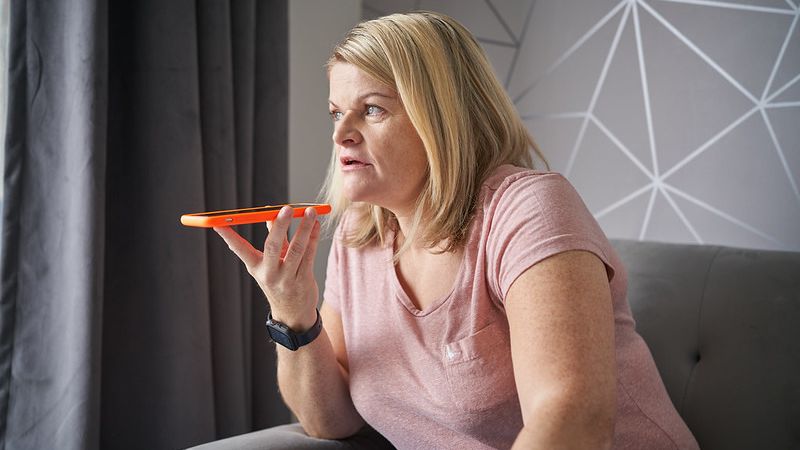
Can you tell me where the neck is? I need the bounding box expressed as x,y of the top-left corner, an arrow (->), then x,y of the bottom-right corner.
393,211 -> 419,250
393,210 -> 454,254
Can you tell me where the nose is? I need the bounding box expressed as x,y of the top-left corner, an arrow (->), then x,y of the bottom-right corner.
332,112 -> 362,147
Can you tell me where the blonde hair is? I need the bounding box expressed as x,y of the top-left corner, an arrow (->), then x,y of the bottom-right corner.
322,11 -> 548,255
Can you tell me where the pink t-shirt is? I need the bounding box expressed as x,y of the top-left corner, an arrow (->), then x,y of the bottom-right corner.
324,165 -> 699,449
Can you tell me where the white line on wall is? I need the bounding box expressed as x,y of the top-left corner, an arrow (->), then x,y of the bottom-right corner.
767,101 -> 800,108
653,0 -> 795,15
485,0 -> 520,45
513,1 -> 628,105
760,108 -> 800,206
663,183 -> 784,245
639,186 -> 660,240
504,0 -> 538,88
640,0 -> 760,104
521,112 -> 587,120
566,3 -> 633,177
633,1 -> 661,178
591,115 -> 655,179
766,73 -> 800,104
659,184 -> 704,243
761,12 -> 799,101
594,183 -> 654,219
661,106 -> 760,180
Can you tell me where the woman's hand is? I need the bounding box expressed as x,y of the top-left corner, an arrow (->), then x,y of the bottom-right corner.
213,205 -> 322,331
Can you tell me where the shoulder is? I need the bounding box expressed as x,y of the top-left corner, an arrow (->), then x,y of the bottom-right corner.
482,164 -> 573,196
475,165 -> 616,298
479,164 -> 583,217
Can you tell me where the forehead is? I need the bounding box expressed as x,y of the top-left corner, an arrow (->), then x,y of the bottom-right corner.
328,63 -> 396,99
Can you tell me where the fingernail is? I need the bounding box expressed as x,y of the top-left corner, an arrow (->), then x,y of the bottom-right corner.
305,208 -> 316,219
280,206 -> 292,218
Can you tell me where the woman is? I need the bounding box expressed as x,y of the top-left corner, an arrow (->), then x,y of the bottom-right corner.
209,11 -> 699,450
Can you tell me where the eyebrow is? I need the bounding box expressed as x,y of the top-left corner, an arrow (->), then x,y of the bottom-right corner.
328,91 -> 396,107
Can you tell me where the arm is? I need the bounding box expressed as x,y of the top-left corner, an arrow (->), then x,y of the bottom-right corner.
214,206 -> 364,439
275,303 -> 365,439
507,250 -> 617,450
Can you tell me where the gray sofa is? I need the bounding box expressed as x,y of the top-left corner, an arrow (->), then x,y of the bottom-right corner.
193,239 -> 800,449
611,239 -> 800,450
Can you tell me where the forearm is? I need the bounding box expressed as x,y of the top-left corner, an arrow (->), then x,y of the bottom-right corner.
276,328 -> 364,439
214,210 -> 359,436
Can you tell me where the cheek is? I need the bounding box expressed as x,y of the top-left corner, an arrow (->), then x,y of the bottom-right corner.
408,151 -> 428,182
370,122 -> 429,183
406,138 -> 429,179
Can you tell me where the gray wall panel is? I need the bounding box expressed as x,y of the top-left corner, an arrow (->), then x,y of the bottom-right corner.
362,0 -> 800,251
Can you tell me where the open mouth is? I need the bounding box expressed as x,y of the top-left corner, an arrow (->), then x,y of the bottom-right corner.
340,156 -> 370,167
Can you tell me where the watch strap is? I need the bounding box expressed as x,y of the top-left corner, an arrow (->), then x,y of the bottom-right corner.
266,308 -> 323,351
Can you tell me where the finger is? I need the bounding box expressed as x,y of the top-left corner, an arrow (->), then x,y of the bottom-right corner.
263,206 -> 294,265
214,226 -> 262,268
266,220 -> 290,258
297,219 -> 321,277
282,207 -> 317,273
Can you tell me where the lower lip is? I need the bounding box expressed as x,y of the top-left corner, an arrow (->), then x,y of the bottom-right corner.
341,162 -> 371,172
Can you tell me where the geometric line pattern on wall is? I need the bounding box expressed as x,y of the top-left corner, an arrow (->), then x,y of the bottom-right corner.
362,0 -> 800,251
518,0 -> 800,250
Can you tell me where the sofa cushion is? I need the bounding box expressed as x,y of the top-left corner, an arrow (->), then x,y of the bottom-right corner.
611,239 -> 800,450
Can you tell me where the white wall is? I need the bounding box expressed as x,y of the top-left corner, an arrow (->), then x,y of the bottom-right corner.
289,0 -> 361,292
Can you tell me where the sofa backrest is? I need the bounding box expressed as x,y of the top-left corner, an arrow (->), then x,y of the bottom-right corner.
610,239 -> 800,450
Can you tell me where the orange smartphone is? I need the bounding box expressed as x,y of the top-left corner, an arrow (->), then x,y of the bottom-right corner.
180,203 -> 331,228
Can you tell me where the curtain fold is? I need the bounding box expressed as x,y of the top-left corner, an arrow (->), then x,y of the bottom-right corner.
0,0 -> 291,449
0,0 -> 108,449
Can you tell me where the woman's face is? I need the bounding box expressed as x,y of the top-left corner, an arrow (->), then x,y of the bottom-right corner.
328,63 -> 429,215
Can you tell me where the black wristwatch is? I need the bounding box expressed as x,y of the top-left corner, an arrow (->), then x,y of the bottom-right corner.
266,309 -> 323,351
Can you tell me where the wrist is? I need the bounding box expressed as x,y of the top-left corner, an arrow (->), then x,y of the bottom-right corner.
269,307 -> 319,334
266,308 -> 323,351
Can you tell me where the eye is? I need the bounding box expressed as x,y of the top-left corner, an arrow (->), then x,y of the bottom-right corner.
329,110 -> 344,122
365,105 -> 384,116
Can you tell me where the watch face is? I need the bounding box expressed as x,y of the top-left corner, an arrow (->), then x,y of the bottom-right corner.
267,323 -> 298,350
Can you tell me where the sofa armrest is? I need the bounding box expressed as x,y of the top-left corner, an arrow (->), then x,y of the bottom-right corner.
611,239 -> 800,450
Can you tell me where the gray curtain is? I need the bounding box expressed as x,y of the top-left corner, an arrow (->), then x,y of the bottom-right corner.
0,1 -> 291,449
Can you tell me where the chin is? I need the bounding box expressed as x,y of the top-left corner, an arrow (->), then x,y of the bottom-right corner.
344,192 -> 390,211
342,189 -> 370,205
343,181 -> 378,204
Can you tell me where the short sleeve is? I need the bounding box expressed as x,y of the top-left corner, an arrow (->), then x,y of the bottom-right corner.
484,172 -> 616,302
